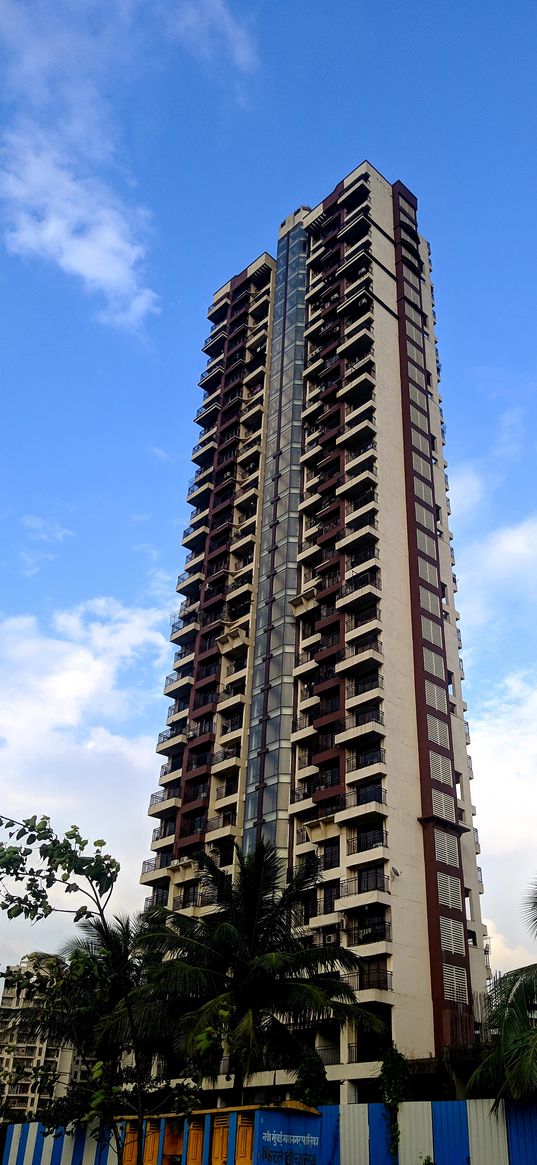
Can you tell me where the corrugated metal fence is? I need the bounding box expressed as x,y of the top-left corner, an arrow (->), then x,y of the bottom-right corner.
3,1100 -> 537,1165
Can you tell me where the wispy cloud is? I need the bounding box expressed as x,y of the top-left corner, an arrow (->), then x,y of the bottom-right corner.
148,445 -> 173,462
457,512 -> 537,633
448,464 -> 486,521
21,514 -> 74,543
0,0 -> 258,328
168,0 -> 259,73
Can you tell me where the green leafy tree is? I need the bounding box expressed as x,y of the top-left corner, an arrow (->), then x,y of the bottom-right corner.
469,876 -> 537,1108
0,816 -> 198,1164
132,841 -> 381,1104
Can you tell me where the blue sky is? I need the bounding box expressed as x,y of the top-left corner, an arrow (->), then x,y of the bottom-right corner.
0,0 -> 536,972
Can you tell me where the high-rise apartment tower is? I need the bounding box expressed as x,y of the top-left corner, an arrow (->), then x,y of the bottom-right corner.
141,162 -> 490,1102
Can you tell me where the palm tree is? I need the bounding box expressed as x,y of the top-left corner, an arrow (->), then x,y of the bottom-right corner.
469,878 -> 537,1107
1,915 -> 196,1165
139,840 -> 380,1104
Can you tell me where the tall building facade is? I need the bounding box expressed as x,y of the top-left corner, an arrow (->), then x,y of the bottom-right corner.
141,162 -> 490,1101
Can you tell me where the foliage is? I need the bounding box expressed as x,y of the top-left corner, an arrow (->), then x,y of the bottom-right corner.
0,813 -> 198,1165
128,841 -> 382,1102
291,1046 -> 331,1108
379,1044 -> 410,1159
468,964 -> 537,1108
0,815 -> 119,922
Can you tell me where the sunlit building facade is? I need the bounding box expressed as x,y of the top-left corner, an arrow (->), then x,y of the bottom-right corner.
141,162 -> 489,1101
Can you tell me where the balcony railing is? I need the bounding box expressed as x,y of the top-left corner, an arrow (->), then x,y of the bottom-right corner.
346,921 -> 392,946
347,828 -> 388,855
149,786 -> 180,806
141,853 -> 172,875
342,784 -> 386,810
346,968 -> 393,997
340,709 -> 385,730
339,870 -> 389,896
346,748 -> 386,772
207,813 -> 237,833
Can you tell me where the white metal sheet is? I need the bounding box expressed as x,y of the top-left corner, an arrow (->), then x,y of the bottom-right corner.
339,1104 -> 369,1165
467,1098 -> 509,1165
398,1101 -> 434,1165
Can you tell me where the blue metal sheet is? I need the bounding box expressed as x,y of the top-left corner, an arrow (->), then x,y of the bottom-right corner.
31,1126 -> 46,1165
48,1131 -> 63,1165
2,1124 -> 15,1165
71,1128 -> 86,1165
318,1106 -> 339,1165
156,1120 -> 165,1165
93,1131 -> 110,1165
253,1109 -> 322,1165
15,1126 -> 29,1165
431,1101 -> 469,1165
367,1105 -> 392,1165
225,1113 -> 238,1165
506,1103 -> 537,1165
201,1115 -> 211,1165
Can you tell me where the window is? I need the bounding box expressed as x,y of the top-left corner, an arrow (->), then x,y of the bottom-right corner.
437,872 -> 462,910
440,917 -> 466,955
443,965 -> 468,1003
435,829 -> 458,867
432,788 -> 455,822
423,646 -> 445,680
323,881 -> 340,913
427,713 -> 450,748
322,839 -> 340,870
418,557 -> 439,587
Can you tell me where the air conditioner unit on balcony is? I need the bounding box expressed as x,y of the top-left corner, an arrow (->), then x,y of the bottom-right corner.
170,859 -> 181,869
325,933 -> 338,945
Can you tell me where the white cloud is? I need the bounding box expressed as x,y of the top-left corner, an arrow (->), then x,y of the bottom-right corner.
457,513 -> 537,633
21,514 -> 74,543
483,918 -> 535,976
447,464 -> 486,520
0,597 -> 170,965
0,0 -> 258,327
470,671 -> 537,967
169,0 -> 259,73
1,126 -> 159,328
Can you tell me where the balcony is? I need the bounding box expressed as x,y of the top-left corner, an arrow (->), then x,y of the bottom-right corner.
335,636 -> 383,675
336,522 -> 378,555
140,853 -> 173,883
151,820 -> 176,846
212,745 -> 241,772
206,811 -> 238,839
346,748 -> 387,782
173,887 -> 218,912
179,814 -> 207,840
338,869 -> 389,898
335,709 -> 385,745
346,920 -> 392,947
336,567 -> 381,612
347,828 -> 388,856
345,968 -> 393,997
163,669 -> 193,695
148,787 -> 181,816
182,781 -> 209,805
199,360 -> 224,389
156,725 -> 187,754
166,703 -> 188,727
192,435 -> 217,467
